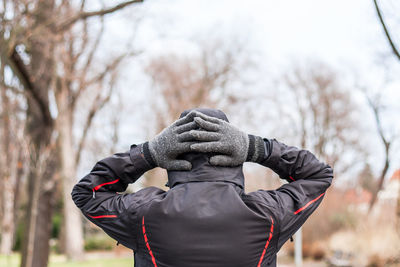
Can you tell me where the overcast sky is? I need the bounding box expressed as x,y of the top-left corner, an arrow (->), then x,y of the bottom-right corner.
126,0 -> 399,71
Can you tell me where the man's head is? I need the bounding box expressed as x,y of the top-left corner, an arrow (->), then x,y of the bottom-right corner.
175,108 -> 229,166
167,108 -> 245,188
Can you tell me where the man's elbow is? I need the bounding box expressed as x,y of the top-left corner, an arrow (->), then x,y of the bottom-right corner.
70,183 -> 89,210
322,164 -> 334,189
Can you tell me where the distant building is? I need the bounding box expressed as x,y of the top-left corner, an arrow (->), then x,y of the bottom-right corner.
343,187 -> 372,213
378,169 -> 400,204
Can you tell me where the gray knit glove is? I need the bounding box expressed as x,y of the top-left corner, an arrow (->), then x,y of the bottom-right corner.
143,113 -> 198,171
180,112 -> 265,166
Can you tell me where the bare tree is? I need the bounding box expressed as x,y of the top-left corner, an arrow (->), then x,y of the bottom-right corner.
0,0 -> 143,265
0,79 -> 28,254
372,0 -> 400,226
365,94 -> 396,211
279,63 -> 364,175
53,11 -> 137,260
146,38 -> 247,128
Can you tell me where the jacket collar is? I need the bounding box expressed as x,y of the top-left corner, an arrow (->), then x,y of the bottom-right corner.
167,153 -> 245,189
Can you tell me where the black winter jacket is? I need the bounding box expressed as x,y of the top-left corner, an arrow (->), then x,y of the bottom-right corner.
71,139 -> 333,267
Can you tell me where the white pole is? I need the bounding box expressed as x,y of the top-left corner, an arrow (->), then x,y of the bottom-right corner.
294,227 -> 303,267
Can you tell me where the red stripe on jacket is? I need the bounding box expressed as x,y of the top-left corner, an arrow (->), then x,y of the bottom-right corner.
93,178 -> 120,191
142,217 -> 158,267
88,214 -> 117,219
257,216 -> 274,267
294,192 -> 325,215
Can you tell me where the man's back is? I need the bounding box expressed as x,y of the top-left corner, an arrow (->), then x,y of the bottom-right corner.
72,109 -> 333,267
139,180 -> 275,266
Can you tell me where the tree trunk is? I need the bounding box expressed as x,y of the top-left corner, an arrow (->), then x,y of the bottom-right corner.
0,153 -> 17,254
368,156 -> 389,212
368,124 -> 390,212
55,88 -> 84,260
20,97 -> 57,267
13,151 -> 25,238
20,1 -> 57,266
0,87 -> 16,254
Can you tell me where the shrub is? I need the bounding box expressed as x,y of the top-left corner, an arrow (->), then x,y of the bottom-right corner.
302,243 -> 313,258
84,235 -> 115,251
12,220 -> 25,251
312,246 -> 326,260
51,213 -> 62,239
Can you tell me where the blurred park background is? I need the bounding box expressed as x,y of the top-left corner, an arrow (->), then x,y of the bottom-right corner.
0,0 -> 399,266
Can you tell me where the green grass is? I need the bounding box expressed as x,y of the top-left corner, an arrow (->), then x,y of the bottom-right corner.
48,257 -> 132,267
0,254 -> 18,267
0,254 -> 133,267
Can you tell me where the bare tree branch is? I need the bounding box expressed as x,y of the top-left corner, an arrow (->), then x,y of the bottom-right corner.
373,0 -> 400,61
7,48 -> 53,125
57,0 -> 143,32
85,53 -> 130,86
366,95 -> 392,211
71,19 -> 89,65
74,52 -> 128,166
79,0 -> 87,11
75,79 -> 115,166
71,17 -> 106,109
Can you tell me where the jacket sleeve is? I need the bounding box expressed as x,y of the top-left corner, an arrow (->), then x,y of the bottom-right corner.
252,138 -> 333,250
71,143 -> 155,250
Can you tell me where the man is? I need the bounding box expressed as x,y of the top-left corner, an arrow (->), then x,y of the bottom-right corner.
72,108 -> 333,267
